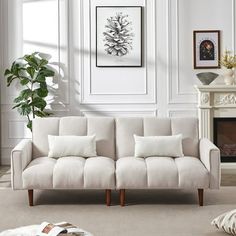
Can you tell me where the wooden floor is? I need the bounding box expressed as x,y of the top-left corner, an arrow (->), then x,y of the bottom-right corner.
0,165 -> 236,187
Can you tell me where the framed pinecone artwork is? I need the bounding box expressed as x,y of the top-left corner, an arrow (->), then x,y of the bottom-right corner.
96,6 -> 142,67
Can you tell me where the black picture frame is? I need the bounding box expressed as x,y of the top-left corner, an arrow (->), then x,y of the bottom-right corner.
96,6 -> 143,67
193,30 -> 221,69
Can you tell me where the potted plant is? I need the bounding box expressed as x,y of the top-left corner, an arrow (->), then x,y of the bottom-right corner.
220,50 -> 236,85
4,52 -> 55,131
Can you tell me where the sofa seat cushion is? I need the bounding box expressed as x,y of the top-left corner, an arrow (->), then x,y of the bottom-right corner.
53,156 -> 85,188
84,156 -> 115,189
146,157 -> 178,188
175,156 -> 209,188
116,157 -> 147,189
23,156 -> 115,190
116,156 -> 209,189
22,157 -> 56,189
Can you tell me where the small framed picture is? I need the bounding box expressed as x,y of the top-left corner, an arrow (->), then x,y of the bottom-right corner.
193,30 -> 220,69
96,6 -> 142,67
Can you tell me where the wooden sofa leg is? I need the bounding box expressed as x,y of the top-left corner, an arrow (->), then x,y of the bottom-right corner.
198,189 -> 203,206
106,189 -> 111,206
120,189 -> 125,207
28,189 -> 33,206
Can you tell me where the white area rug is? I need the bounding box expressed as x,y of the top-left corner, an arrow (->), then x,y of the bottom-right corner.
0,187 -> 236,236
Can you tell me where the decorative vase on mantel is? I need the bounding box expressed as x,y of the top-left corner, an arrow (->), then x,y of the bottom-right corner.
220,50 -> 236,85
222,68 -> 234,85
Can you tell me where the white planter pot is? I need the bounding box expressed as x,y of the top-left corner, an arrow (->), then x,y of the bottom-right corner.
223,68 -> 234,85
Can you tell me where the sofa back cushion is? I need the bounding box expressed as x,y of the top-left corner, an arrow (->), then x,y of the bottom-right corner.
116,118 -> 143,158
33,116 -> 198,159
59,117 -> 87,136
116,117 -> 199,158
87,117 -> 115,159
32,117 -> 60,158
32,117 -> 115,159
171,118 -> 199,157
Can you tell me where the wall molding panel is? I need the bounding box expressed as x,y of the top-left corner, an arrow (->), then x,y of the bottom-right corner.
81,109 -> 158,117
168,109 -> 197,118
167,0 -> 197,105
80,0 -> 157,104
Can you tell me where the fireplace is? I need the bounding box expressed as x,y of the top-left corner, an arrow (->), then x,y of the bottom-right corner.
214,118 -> 236,162
195,85 -> 236,163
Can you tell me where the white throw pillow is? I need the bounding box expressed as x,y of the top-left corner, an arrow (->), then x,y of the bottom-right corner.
134,134 -> 183,158
212,209 -> 236,235
48,135 -> 97,158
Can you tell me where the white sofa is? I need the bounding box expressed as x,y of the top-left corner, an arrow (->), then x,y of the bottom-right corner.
11,116 -> 220,206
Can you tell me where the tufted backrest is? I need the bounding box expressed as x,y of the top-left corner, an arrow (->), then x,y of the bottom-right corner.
115,117 -> 199,158
32,116 -> 115,159
32,116 -> 199,160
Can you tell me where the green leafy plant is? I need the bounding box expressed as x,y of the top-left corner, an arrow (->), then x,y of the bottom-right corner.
4,52 -> 55,131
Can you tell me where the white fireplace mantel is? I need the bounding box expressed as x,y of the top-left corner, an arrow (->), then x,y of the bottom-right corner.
195,85 -> 236,141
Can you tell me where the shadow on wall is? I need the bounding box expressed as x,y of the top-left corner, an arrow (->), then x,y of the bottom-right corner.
47,62 -> 68,107
23,37 -> 164,117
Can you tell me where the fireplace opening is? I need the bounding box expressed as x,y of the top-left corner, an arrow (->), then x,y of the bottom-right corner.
214,118 -> 236,162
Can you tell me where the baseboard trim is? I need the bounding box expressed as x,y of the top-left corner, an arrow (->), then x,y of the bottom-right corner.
221,163 -> 236,170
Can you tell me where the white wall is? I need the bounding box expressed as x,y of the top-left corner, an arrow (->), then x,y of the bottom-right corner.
0,0 -> 235,164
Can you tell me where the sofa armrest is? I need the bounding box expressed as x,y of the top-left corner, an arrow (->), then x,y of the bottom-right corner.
11,139 -> 32,190
199,138 -> 221,189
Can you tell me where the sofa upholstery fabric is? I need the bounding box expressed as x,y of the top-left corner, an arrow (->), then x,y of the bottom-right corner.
116,117 -> 199,159
22,157 -> 56,189
12,116 -> 220,192
48,135 -> 97,158
175,156 -> 209,188
116,118 -> 143,158
116,156 -> 209,189
116,157 -> 147,188
146,157 -> 178,188
32,118 -> 59,158
143,118 -> 171,136
23,156 -> 115,190
87,117 -> 115,159
134,134 -> 183,158
171,118 -> 199,157
53,156 -> 85,188
11,140 -> 32,189
33,117 -> 115,159
59,117 -> 87,136
200,138 -> 221,189
84,156 -> 115,189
